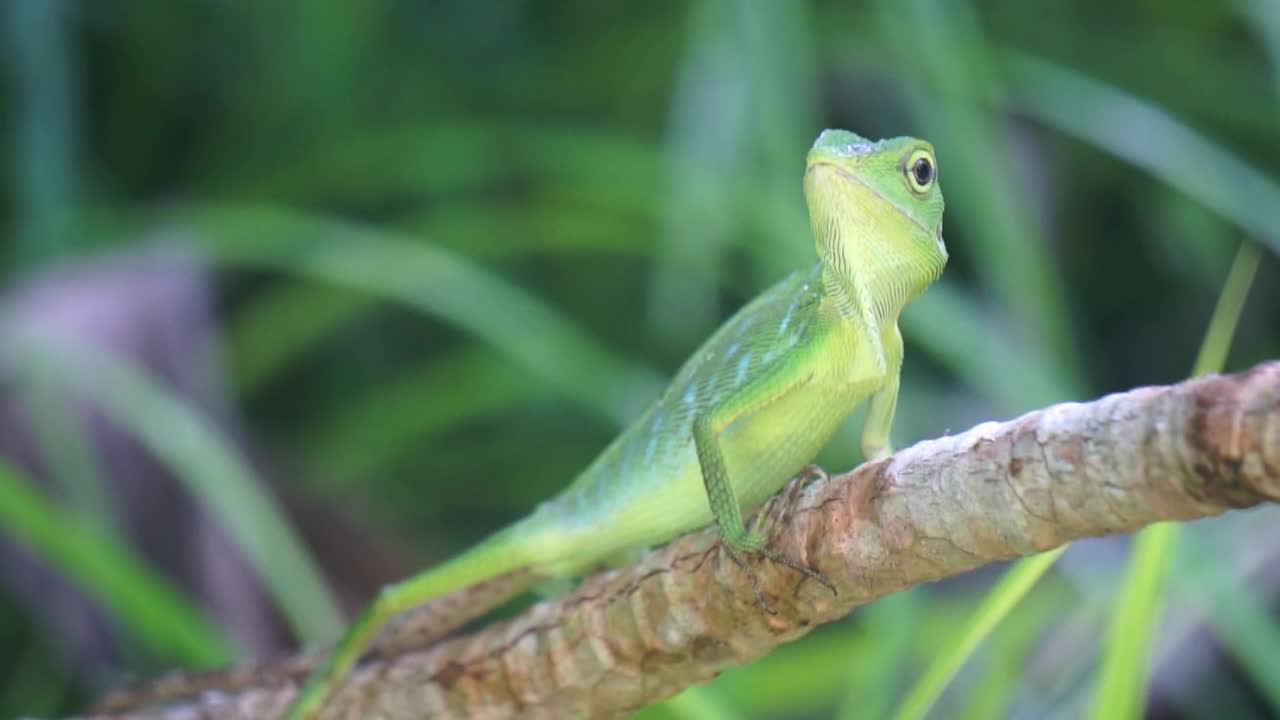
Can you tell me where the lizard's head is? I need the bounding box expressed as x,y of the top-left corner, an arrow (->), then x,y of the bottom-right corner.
804,129 -> 947,309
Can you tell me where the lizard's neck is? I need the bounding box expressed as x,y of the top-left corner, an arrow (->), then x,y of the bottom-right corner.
818,249 -> 935,334
807,187 -> 945,337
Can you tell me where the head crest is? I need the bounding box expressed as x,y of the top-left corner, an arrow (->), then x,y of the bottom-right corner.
812,129 -> 877,158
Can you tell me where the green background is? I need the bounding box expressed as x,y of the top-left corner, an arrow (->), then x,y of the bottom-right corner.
1,1 -> 1278,718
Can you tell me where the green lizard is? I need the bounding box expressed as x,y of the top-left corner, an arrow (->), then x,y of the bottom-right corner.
112,128 -> 946,719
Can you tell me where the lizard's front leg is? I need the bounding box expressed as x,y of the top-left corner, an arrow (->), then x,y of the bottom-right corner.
690,368 -> 835,612
860,326 -> 903,461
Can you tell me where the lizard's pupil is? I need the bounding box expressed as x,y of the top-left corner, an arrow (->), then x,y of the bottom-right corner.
912,157 -> 934,187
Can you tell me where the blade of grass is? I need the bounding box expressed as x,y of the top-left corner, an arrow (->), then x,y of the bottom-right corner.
0,639 -> 68,720
229,201 -> 654,397
1191,242 -> 1263,377
650,0 -> 817,347
891,53 -> 1270,719
650,0 -> 750,349
639,687 -> 739,720
305,347 -> 548,487
713,611 -> 887,716
403,202 -> 655,261
837,591 -> 921,720
1240,0 -> 1280,98
957,585 -> 1067,720
187,205 -> 664,425
1174,537 -> 1280,711
5,332 -> 344,642
241,124 -> 662,211
1091,240 -> 1260,719
0,456 -> 232,664
904,281 -> 1075,413
17,369 -> 115,536
876,0 -> 1084,393
893,547 -> 1066,720
5,0 -> 79,266
1090,524 -> 1177,720
227,282 -> 371,394
1149,19 -> 1280,710
1002,53 -> 1280,257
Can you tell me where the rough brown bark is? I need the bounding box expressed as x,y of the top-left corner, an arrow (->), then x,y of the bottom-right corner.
87,362 -> 1280,720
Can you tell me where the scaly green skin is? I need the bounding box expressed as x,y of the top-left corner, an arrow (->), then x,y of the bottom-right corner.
283,129 -> 947,719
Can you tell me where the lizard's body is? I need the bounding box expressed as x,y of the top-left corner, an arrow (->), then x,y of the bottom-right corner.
538,262 -> 881,568
95,129 -> 947,718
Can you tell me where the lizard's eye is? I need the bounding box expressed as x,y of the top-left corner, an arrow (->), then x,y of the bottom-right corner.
904,149 -> 936,193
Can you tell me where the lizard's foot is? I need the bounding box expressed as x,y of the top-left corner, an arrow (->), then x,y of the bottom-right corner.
752,465 -> 829,541
721,538 -> 836,615
721,511 -> 837,614
717,465 -> 838,613
798,463 -> 830,486
719,542 -> 775,613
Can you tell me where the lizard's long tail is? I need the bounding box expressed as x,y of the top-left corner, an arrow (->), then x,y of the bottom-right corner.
94,550 -> 540,713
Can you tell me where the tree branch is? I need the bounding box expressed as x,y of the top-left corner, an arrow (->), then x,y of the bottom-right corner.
90,362 -> 1280,720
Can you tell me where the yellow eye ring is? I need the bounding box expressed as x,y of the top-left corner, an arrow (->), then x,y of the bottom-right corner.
904,149 -> 936,193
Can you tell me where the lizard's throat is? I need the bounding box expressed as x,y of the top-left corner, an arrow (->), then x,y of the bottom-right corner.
818,229 -> 944,329
804,165 -> 946,329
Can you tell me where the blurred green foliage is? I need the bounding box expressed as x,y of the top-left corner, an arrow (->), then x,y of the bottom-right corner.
1,0 -> 1279,718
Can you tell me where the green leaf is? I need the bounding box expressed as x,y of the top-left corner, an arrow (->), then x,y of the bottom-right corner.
877,0 -> 1084,392
837,591 -> 921,720
894,547 -> 1066,720
187,205 -> 664,427
904,282 -> 1076,413
1091,240 -> 1260,719
0,457 -> 231,664
1003,54 -> 1280,257
640,687 -> 740,720
1091,523 -> 1177,720
1175,536 -> 1280,711
1191,242 -> 1263,377
227,281 -> 371,394
305,347 -> 547,486
4,334 -> 343,642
